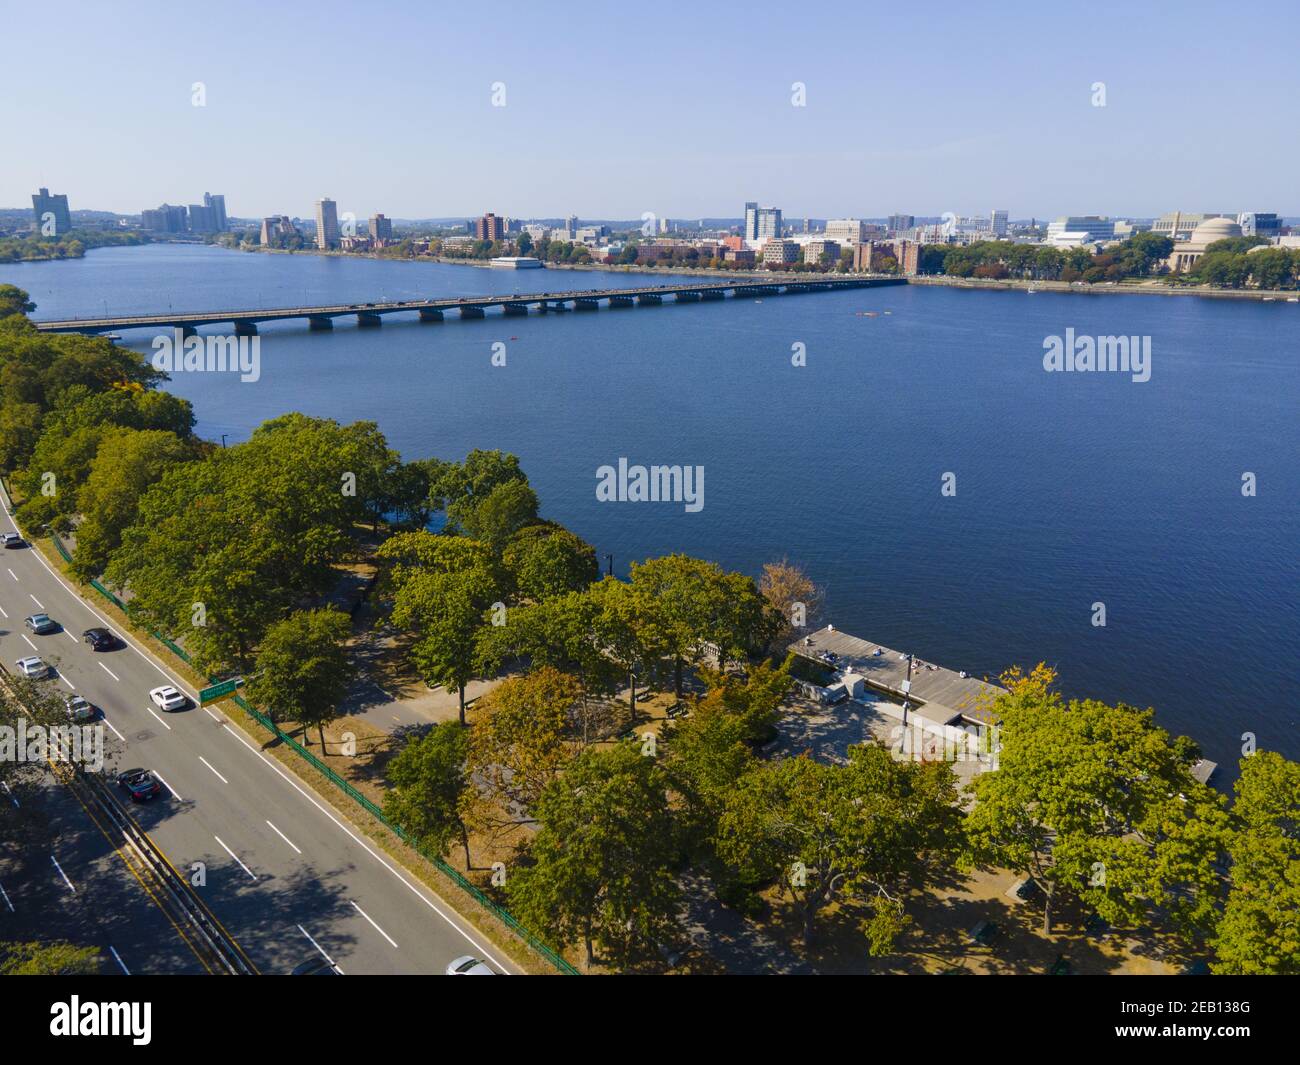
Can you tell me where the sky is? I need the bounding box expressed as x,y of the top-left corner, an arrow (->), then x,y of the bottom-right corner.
6,0 -> 1299,222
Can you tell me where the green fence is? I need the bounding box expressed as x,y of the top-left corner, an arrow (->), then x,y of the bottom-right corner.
46,533 -> 577,975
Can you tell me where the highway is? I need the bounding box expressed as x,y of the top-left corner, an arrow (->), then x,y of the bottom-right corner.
0,493 -> 521,975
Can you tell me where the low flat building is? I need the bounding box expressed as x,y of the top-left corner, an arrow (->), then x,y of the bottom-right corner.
762,239 -> 800,266
489,256 -> 543,268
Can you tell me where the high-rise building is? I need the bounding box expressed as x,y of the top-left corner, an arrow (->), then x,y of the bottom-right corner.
369,214 -> 393,241
887,214 -> 915,235
315,198 -> 340,249
761,238 -> 799,266
204,193 -> 228,231
32,187 -> 72,235
825,219 -> 868,245
141,203 -> 188,234
744,204 -> 782,242
260,215 -> 300,246
990,209 -> 1009,237
475,212 -> 506,241
188,204 -> 218,233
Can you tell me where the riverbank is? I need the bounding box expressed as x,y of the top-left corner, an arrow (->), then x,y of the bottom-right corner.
910,274 -> 1300,302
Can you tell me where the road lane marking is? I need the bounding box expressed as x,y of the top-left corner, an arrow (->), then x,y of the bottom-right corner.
218,723 -> 509,972
202,706 -> 220,721
350,901 -> 398,948
0,880 -> 13,911
153,772 -> 183,802
214,836 -> 257,881
144,706 -> 172,731
7,568 -> 16,581
29,594 -> 43,608
1,782 -> 17,807
58,673 -> 75,691
266,820 -> 302,854
0,604 -> 7,617
101,715 -> 126,742
65,629 -> 78,642
297,924 -> 344,974
108,946 -> 130,975
99,662 -> 120,681
50,854 -> 76,894
21,634 -> 37,651
199,756 -> 229,784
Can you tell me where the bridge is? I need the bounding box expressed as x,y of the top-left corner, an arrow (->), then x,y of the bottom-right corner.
32,276 -> 906,335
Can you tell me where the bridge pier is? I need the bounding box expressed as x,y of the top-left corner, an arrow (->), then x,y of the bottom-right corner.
503,303 -> 529,316
676,291 -> 701,303
700,289 -> 725,300
233,320 -> 258,337
356,312 -> 382,327
608,295 -> 633,308
418,308 -> 444,322
550,301 -> 569,312
459,306 -> 485,319
636,293 -> 663,305
573,299 -> 598,311
308,315 -> 334,331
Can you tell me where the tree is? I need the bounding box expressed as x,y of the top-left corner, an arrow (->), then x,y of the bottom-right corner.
465,667 -> 582,816
965,665 -> 1229,937
758,557 -> 824,648
1213,751 -> 1300,974
501,523 -> 598,600
0,940 -> 101,975
0,284 -> 36,318
716,745 -> 962,950
244,609 -> 351,748
507,743 -> 680,966
459,478 -> 538,547
384,723 -> 474,867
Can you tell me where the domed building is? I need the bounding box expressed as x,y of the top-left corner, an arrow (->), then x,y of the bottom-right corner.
1167,216 -> 1243,272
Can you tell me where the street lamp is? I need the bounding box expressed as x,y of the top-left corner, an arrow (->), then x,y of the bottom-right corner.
220,434 -> 228,449
605,553 -> 614,578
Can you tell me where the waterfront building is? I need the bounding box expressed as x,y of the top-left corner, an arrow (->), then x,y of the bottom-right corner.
887,213 -> 915,235
489,256 -> 544,268
762,238 -> 799,266
1166,216 -> 1243,272
204,192 -> 228,231
803,238 -> 840,265
315,198 -> 340,249
369,213 -> 393,241
32,187 -> 73,234
1045,215 -> 1115,247
725,248 -> 756,264
990,209 -> 1009,237
260,215 -> 300,246
141,203 -> 188,234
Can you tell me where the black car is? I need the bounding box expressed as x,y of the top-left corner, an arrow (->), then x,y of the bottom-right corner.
1,532 -> 24,549
116,768 -> 162,802
82,627 -> 119,651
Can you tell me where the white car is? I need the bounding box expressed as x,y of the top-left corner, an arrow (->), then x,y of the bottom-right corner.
15,656 -> 49,679
445,955 -> 494,976
149,685 -> 188,712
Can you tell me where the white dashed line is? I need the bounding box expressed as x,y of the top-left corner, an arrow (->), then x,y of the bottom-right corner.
101,715 -> 126,742
265,820 -> 302,854
153,772 -> 182,802
50,854 -> 76,894
21,634 -> 37,651
198,756 -> 229,785
350,901 -> 398,948
0,604 -> 7,617
7,568 -> 17,581
29,594 -> 43,608
0,880 -> 13,911
99,662 -> 120,682
65,630 -> 79,643
297,924 -> 343,974
214,836 -> 257,881
145,706 -> 171,731
58,673 -> 75,691
108,945 -> 130,975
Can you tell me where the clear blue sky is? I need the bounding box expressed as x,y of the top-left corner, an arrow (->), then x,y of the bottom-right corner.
7,0 -> 1297,221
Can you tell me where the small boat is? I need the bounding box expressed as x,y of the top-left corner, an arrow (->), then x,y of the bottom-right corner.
754,299 -> 763,304
509,336 -> 518,340
1263,297 -> 1276,302
1287,298 -> 1299,303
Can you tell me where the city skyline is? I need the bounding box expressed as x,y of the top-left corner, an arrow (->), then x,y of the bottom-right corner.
7,0 -> 1300,220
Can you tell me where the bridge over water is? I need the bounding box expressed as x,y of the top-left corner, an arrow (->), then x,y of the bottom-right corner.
33,276 -> 906,336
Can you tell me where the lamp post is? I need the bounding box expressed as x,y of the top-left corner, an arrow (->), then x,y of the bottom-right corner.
901,652 -> 914,729
605,553 -> 613,578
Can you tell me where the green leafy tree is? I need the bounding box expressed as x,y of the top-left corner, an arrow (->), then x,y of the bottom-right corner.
507,743 -> 680,966
0,940 -> 101,975
502,523 -> 598,600
1213,751 -> 1300,974
384,723 -> 474,867
244,608 -> 351,747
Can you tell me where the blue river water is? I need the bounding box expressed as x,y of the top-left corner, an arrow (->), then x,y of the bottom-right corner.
6,243 -> 1298,779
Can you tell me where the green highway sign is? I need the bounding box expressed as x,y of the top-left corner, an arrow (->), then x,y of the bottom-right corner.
199,677 -> 244,705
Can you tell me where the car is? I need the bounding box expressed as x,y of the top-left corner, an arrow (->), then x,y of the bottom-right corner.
290,957 -> 341,975
24,613 -> 58,635
82,627 -> 119,651
15,656 -> 50,678
1,532 -> 25,549
116,768 -> 162,802
445,955 -> 494,976
64,695 -> 96,723
149,686 -> 188,712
